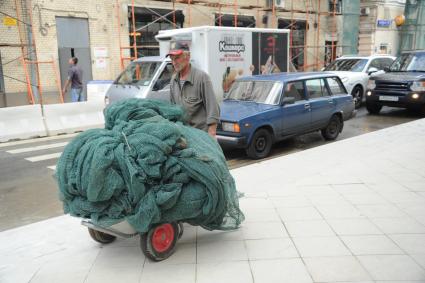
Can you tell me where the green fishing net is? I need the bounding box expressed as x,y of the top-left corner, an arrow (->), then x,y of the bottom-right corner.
56,99 -> 244,233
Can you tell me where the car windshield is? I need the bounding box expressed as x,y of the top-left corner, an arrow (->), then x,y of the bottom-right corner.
389,52 -> 425,72
114,61 -> 161,86
225,80 -> 283,105
324,59 -> 368,72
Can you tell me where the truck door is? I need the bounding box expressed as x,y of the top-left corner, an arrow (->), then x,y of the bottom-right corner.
146,63 -> 174,102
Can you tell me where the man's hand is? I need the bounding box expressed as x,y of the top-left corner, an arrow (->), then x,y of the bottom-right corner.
62,88 -> 66,94
208,124 -> 217,138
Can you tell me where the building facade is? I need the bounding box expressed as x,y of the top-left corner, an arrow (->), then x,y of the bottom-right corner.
1,0 -> 356,106
358,0 -> 406,56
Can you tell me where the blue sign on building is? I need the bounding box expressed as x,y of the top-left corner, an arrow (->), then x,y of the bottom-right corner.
377,20 -> 392,27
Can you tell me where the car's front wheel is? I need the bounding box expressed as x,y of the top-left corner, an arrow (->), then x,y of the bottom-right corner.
366,102 -> 382,114
246,129 -> 272,159
321,115 -> 342,141
351,85 -> 363,109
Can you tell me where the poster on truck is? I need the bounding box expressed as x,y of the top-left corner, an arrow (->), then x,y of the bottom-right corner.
209,31 -> 253,99
252,32 -> 289,75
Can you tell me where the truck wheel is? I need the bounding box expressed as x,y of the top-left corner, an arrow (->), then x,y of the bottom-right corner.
321,115 -> 342,141
88,228 -> 116,244
141,223 -> 178,261
351,85 -> 363,109
245,129 -> 272,159
366,103 -> 382,114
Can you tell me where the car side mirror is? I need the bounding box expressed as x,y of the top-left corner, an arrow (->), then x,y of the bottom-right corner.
281,97 -> 295,105
384,66 -> 390,72
368,67 -> 379,75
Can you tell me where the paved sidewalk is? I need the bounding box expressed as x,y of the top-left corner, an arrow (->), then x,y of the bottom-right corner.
1,118 -> 425,283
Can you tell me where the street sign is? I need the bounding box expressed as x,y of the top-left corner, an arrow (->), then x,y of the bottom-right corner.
3,17 -> 17,26
377,20 -> 392,27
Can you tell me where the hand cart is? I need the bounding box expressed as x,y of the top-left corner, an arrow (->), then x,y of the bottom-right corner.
81,219 -> 184,261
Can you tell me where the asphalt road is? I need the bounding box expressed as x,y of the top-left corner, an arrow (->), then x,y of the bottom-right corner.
0,107 -> 422,231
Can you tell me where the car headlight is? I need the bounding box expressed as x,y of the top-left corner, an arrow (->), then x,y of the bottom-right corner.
341,77 -> 349,83
221,122 -> 240,133
410,81 -> 425,92
367,80 -> 376,90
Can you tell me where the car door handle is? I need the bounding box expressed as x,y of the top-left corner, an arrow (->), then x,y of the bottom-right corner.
304,103 -> 310,109
328,99 -> 334,104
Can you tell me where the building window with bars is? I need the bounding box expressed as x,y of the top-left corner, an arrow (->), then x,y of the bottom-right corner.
329,0 -> 342,14
128,7 -> 184,58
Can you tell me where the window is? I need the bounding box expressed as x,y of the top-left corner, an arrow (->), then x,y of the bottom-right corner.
324,59 -> 368,72
225,80 -> 283,105
278,19 -> 307,71
367,59 -> 381,71
329,0 -> 342,14
284,81 -> 306,102
129,7 -> 184,57
115,61 -> 161,86
305,79 -> 330,99
215,14 -> 256,27
155,64 -> 174,90
379,58 -> 394,69
326,77 -> 346,95
379,44 -> 389,54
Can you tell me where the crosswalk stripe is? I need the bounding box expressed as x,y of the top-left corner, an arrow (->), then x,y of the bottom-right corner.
0,133 -> 77,148
6,142 -> 68,154
47,165 -> 57,170
26,152 -> 62,162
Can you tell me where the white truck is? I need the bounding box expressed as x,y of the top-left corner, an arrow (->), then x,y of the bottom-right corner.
105,26 -> 290,105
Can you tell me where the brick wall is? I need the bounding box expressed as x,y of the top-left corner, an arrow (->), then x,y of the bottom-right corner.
1,0 -> 336,96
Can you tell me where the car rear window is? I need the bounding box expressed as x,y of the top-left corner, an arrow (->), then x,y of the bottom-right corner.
305,79 -> 330,99
326,77 -> 346,95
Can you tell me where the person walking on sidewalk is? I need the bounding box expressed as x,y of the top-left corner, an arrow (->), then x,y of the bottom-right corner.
168,42 -> 220,138
62,57 -> 84,102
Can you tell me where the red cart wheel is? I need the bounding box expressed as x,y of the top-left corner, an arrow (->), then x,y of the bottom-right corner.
140,222 -> 178,261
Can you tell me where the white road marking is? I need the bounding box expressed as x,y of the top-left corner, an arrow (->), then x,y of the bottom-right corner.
0,134 -> 77,148
6,142 -> 68,154
26,152 -> 62,162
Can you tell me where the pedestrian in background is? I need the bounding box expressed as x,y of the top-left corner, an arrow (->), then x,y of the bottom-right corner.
168,42 -> 220,138
62,57 -> 83,102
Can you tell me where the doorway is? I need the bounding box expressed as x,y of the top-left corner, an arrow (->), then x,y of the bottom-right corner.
56,17 -> 92,102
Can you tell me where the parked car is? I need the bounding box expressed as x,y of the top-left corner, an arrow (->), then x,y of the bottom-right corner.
217,72 -> 356,159
323,55 -> 395,109
365,50 -> 425,115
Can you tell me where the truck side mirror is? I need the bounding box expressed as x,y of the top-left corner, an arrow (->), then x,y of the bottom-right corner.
281,97 -> 295,105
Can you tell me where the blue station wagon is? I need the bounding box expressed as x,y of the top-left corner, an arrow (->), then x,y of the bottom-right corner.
217,72 -> 356,159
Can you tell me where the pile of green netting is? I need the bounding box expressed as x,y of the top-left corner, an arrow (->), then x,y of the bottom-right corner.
56,98 -> 244,233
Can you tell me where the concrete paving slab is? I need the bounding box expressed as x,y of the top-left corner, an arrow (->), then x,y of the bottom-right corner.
1,118 -> 425,282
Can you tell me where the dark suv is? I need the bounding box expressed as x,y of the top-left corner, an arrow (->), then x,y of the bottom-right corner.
365,50 -> 425,114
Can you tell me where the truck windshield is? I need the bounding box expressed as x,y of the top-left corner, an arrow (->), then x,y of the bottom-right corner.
324,59 -> 368,72
389,53 -> 425,72
225,81 -> 283,105
114,61 -> 161,86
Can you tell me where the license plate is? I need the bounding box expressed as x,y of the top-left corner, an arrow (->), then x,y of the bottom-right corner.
379,96 -> 399,102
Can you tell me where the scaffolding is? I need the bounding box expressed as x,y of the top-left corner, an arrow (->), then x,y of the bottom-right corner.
1,0 -> 64,105
2,0 -> 352,105
116,0 -> 345,72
